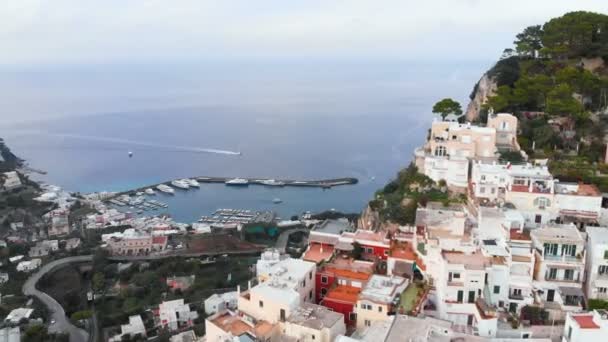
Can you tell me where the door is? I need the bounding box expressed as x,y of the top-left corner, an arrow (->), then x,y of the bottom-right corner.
468,291 -> 475,303
280,309 -> 286,322
547,289 -> 555,302
535,215 -> 542,224
509,302 -> 517,313
467,315 -> 474,326
457,290 -> 464,303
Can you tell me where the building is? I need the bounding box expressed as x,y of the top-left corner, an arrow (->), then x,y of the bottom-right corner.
563,310 -> 608,342
1,171 -> 22,191
170,330 -> 201,342
320,285 -> 361,327
504,164 -> 555,227
434,251 -> 498,337
204,291 -> 238,315
64,238 -> 81,251
109,315 -> 146,341
16,259 -> 41,272
315,258 -> 374,303
106,228 -> 167,256
506,227 -> 536,314
157,299 -> 198,331
554,182 -> 602,226
0,273 -> 9,284
304,219 -> 353,264
355,275 -> 408,330
0,327 -> 20,342
204,310 -> 277,342
339,230 -> 391,261
4,308 -> 33,324
413,116 -> 519,189
531,224 -> 586,320
283,303 -> 346,342
585,227 -> 608,300
46,208 -> 71,236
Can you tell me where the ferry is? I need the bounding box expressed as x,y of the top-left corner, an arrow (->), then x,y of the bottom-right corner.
145,188 -> 156,195
225,178 -> 249,186
185,179 -> 200,187
157,184 -> 175,194
260,179 -> 285,186
171,180 -> 190,189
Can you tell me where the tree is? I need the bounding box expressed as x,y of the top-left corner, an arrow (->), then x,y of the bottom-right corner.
92,272 -> 105,292
546,83 -> 584,116
514,25 -> 543,56
432,98 -> 463,120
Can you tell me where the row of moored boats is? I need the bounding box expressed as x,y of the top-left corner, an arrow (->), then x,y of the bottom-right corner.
155,179 -> 200,194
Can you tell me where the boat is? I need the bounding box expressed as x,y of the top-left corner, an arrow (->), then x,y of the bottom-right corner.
273,198 -> 282,204
171,180 -> 190,189
260,179 -> 285,186
225,178 -> 249,186
128,151 -> 133,158
184,179 -> 200,187
157,184 -> 175,194
145,188 -> 156,195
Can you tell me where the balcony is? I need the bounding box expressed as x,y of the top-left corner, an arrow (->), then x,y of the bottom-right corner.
508,293 -> 525,301
543,254 -> 583,264
545,272 -> 580,283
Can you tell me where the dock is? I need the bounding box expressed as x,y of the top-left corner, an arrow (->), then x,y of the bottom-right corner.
105,176 -> 358,201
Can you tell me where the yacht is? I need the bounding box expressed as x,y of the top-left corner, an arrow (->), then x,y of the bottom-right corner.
185,179 -> 200,187
157,184 -> 175,194
145,188 -> 156,195
272,198 -> 282,204
260,179 -> 285,186
171,180 -> 190,189
225,178 -> 249,186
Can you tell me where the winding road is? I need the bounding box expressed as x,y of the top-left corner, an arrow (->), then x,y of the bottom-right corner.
23,255 -> 93,342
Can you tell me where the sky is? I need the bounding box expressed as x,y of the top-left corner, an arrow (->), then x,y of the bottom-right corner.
0,1 -> 606,124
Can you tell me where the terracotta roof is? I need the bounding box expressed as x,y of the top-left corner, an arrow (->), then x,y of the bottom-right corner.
323,285 -> 360,304
303,243 -> 334,264
572,315 -> 600,329
390,242 -> 426,271
324,267 -> 371,281
576,183 -> 601,196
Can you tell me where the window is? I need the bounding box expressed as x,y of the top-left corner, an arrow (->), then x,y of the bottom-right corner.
349,312 -> 357,321
548,268 -> 557,280
561,244 -> 576,257
598,287 -> 607,294
365,320 -> 371,327
259,300 -> 264,308
452,273 -> 461,279
480,187 -> 486,194
384,250 -> 389,256
309,290 -> 313,300
513,288 -> 522,296
604,250 -> 608,259
378,306 -> 383,313
366,247 -> 373,254
491,188 -> 496,194
312,335 -> 315,340
321,288 -> 328,297
280,309 -> 286,322
481,175 -> 486,181
544,243 -> 558,256
493,286 -> 500,294
434,146 -> 447,157
599,265 -> 608,275
534,197 -> 551,208
321,276 -> 328,284
564,269 -> 574,281
309,272 -> 312,280
302,280 -> 306,288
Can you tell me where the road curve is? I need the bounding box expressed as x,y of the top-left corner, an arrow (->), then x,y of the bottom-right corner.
23,255 -> 93,342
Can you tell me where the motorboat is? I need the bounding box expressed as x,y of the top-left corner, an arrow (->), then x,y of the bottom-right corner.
272,198 -> 282,204
185,179 -> 200,187
225,178 -> 249,186
260,179 -> 285,186
157,184 -> 175,194
145,188 -> 156,195
171,180 -> 190,189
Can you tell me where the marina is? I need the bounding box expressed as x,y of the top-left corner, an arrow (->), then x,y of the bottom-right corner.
199,209 -> 276,227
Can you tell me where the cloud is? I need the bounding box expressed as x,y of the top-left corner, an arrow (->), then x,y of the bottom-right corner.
0,0 -> 606,66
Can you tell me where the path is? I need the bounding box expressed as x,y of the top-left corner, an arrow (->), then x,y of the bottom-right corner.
23,255 -> 94,342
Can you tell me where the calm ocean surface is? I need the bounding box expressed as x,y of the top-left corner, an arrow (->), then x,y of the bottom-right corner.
0,60 -> 487,222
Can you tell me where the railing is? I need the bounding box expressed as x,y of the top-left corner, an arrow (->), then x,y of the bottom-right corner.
508,293 -> 524,300
545,271 -> 580,283
543,254 -> 581,263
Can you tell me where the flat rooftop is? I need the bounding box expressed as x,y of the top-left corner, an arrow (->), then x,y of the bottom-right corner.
287,303 -> 343,329
323,285 -> 361,304
555,182 -> 601,197
313,219 -> 352,235
530,224 -> 584,243
360,275 -> 408,304
442,251 -> 491,270
302,243 -> 334,264
572,314 -> 600,329
210,311 -> 275,338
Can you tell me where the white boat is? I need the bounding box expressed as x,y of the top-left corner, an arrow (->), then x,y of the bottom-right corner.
225,178 -> 249,186
171,180 -> 190,189
273,198 -> 282,204
185,179 -> 200,187
157,184 -> 175,194
145,188 -> 156,195
260,179 -> 285,186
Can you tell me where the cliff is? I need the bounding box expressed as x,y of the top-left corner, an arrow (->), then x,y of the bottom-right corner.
465,73 -> 497,122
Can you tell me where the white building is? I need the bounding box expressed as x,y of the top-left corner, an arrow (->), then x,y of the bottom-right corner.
563,310 -> 608,342
170,330 -> 201,342
16,259 -> 41,272
554,182 -> 603,226
4,308 -> 33,324
109,315 -> 146,341
355,275 -> 408,330
1,171 -> 22,191
158,299 -> 198,331
204,291 -> 238,315
531,224 -> 586,320
205,309 -> 277,342
585,227 -> 608,300
0,327 -> 20,342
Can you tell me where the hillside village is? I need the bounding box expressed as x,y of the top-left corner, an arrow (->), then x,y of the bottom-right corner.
2,10 -> 608,342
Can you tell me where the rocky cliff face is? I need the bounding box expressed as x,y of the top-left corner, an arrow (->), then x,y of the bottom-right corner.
465,73 -> 497,122
358,204 -> 401,233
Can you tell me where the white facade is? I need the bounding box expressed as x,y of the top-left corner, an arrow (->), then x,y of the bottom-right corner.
585,227 -> 608,300
204,291 -> 238,315
563,310 -> 608,342
355,275 -> 408,330
158,299 -> 198,331
109,315 -> 146,341
16,259 -> 41,272
554,182 -> 603,224
284,303 -> 346,342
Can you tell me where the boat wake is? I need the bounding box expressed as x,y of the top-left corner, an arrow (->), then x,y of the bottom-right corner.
20,131 -> 241,156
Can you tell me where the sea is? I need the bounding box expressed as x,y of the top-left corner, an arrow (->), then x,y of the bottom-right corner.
0,60 -> 488,223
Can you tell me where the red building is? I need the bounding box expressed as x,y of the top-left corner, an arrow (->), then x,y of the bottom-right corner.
320,285 -> 361,327
341,230 -> 391,260
315,261 -> 373,303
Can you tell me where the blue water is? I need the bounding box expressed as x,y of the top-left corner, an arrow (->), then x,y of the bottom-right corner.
0,60 -> 486,222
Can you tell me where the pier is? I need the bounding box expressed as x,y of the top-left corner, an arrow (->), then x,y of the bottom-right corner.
106,176 -> 358,200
